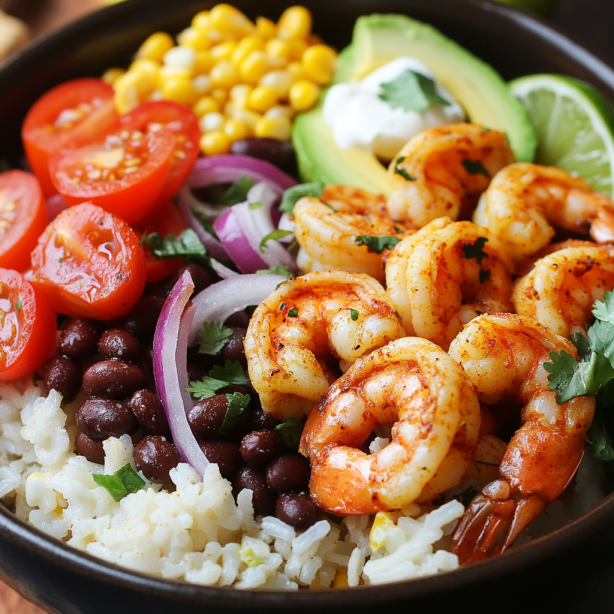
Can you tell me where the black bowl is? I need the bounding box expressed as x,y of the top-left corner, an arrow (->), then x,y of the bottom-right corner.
1,1 -> 614,613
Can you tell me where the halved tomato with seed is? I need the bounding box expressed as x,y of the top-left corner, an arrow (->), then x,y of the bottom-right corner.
0,171 -> 48,272
30,203 -> 146,319
0,268 -> 56,381
22,78 -> 118,196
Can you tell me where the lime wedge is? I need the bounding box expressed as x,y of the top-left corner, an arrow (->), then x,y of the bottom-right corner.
510,74 -> 614,198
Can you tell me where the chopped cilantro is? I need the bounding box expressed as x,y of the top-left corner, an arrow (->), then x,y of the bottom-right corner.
322,201 -> 338,213
393,156 -> 417,181
378,70 -> 450,113
350,309 -> 359,321
287,308 -> 299,318
142,229 -> 207,264
462,159 -> 490,177
481,126 -> 490,133
256,266 -> 294,280
15,299 -> 21,311
210,176 -> 254,206
354,235 -> 401,254
462,237 -> 489,265
275,418 -> 304,450
279,182 -> 325,216
259,229 -> 293,253
209,360 -> 248,385
185,376 -> 230,400
248,201 -> 262,210
198,321 -> 233,356
219,392 -> 251,436
93,464 -> 146,501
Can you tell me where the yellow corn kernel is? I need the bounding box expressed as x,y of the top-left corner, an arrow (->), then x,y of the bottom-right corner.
200,130 -> 231,155
230,35 -> 265,67
159,65 -> 192,86
286,37 -> 308,62
287,61 -> 306,82
230,83 -> 253,108
211,88 -> 229,105
210,40 -> 237,62
129,59 -> 160,87
255,116 -> 291,140
239,51 -> 269,83
265,38 -> 291,65
193,95 -> 220,117
256,16 -> 277,40
200,112 -> 225,133
277,6 -> 312,40
248,85 -> 278,112
289,80 -> 320,111
302,45 -> 337,85
193,50 -> 215,75
177,26 -> 213,50
191,11 -> 211,30
209,4 -> 253,37
265,104 -> 294,120
135,32 -> 175,62
224,118 -> 249,142
369,511 -> 397,552
114,85 -> 140,115
332,571 -> 349,588
260,70 -> 292,99
102,67 -> 125,85
192,74 -> 212,95
161,76 -> 197,105
115,68 -> 155,98
210,60 -> 239,89
223,100 -> 236,117
232,108 -> 261,133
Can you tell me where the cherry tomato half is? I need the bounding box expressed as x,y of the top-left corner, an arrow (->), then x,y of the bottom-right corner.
0,171 -> 48,272
22,79 -> 118,196
136,200 -> 189,282
0,268 -> 56,381
30,203 -> 146,320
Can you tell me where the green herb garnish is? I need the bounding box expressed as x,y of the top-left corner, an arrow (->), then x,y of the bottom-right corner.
350,309 -> 359,321
256,266 -> 294,279
279,182 -> 325,216
378,70 -> 450,113
393,156 -> 417,181
354,235 -> 401,254
248,201 -> 262,210
93,464 -> 146,501
287,307 -> 299,318
462,237 -> 489,265
259,229 -> 294,253
210,176 -> 254,206
142,229 -> 207,264
185,376 -> 230,400
209,360 -> 249,385
219,392 -> 251,435
198,321 -> 233,356
275,418 -> 304,450
462,159 -> 490,177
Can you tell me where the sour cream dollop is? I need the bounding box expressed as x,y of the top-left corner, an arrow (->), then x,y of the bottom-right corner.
323,57 -> 466,161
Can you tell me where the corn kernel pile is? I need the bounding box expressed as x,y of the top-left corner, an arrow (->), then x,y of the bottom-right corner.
102,4 -> 337,156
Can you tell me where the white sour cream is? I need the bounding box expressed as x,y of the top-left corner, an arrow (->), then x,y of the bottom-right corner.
322,57 -> 466,161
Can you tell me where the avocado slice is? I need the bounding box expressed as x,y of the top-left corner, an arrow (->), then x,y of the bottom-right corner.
293,14 -> 536,192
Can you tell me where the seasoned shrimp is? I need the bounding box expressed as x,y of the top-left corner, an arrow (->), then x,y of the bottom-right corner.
448,314 -> 595,564
299,337 -> 481,514
294,186 -> 412,282
513,245 -> 614,337
473,163 -> 614,273
387,123 -> 514,228
385,218 -> 513,349
245,270 -> 405,420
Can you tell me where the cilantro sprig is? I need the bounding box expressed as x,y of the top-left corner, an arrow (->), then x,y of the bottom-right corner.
198,321 -> 233,356
279,182 -> 325,216
462,237 -> 489,265
378,70 -> 450,113
93,464 -> 146,501
354,235 -> 401,254
186,360 -> 249,400
275,418 -> 304,450
259,229 -> 294,253
142,229 -> 208,264
256,266 -> 294,279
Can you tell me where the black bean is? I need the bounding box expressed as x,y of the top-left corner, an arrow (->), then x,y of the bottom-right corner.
82,360 -> 146,399
75,432 -> 105,464
110,297 -> 165,340
188,395 -> 228,437
134,436 -> 181,483
240,430 -> 282,467
148,264 -> 213,298
220,327 -> 247,368
276,494 -> 319,529
58,318 -> 99,360
234,466 -> 276,517
43,356 -> 81,403
130,390 -> 170,436
77,398 -> 139,440
98,329 -> 141,362
223,311 -> 250,329
198,440 -> 242,480
230,138 -> 295,172
266,454 -> 310,492
250,407 -> 281,431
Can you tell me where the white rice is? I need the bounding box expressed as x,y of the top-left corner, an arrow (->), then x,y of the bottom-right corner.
0,381 -> 606,589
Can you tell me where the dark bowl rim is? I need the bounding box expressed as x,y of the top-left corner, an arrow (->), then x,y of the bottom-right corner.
1,0 -> 614,607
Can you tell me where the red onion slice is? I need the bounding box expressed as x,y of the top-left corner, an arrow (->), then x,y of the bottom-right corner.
179,196 -> 228,260
210,258 -> 240,279
188,274 -> 286,345
153,270 -> 209,475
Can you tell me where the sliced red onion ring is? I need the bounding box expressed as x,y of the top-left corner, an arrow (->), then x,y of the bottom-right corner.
210,258 -> 239,279
153,271 -> 209,475
179,196 -> 228,260
188,273 -> 286,345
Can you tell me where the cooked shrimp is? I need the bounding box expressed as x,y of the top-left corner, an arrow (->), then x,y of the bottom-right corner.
513,245 -> 614,337
515,239 -> 597,277
473,163 -> 614,273
299,337 -> 481,514
244,270 -> 405,420
294,186 -> 413,282
385,218 -> 514,349
448,313 -> 595,564
387,123 -> 514,228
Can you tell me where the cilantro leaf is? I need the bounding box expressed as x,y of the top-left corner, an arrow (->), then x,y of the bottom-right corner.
248,201 -> 262,210
93,463 -> 146,501
462,159 -> 490,177
350,309 -> 359,321
256,266 -> 294,279
259,229 -> 294,253
208,176 -> 254,206
589,317 -> 614,365
287,307 -> 299,318
185,376 -> 229,400
192,210 -> 219,239
393,156 -> 417,181
378,70 -> 450,113
354,235 -> 401,254
593,291 -> 614,325
209,360 -> 248,385
142,229 -> 207,264
570,333 -> 592,361
588,401 -> 614,461
219,392 -> 251,436
279,183 -> 325,216
198,321 -> 233,356
462,237 -> 489,265
275,418 -> 304,450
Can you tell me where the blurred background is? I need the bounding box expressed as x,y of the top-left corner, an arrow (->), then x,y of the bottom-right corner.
0,0 -> 612,611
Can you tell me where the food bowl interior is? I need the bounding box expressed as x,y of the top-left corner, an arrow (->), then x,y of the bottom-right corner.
1,1 -> 614,614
